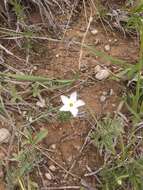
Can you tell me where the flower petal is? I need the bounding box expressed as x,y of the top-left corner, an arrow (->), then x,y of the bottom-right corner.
75,99 -> 85,108
60,105 -> 70,112
70,92 -> 77,102
61,95 -> 69,105
70,107 -> 78,117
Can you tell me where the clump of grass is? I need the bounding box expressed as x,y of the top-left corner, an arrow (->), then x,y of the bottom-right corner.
99,157 -> 143,190
6,129 -> 48,189
0,0 -> 83,28
91,115 -> 124,155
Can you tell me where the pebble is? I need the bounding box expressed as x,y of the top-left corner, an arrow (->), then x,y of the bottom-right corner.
36,99 -> 45,108
104,44 -> 111,51
50,144 -> 56,149
33,66 -> 38,71
91,29 -> 98,35
0,128 -> 10,144
94,65 -> 101,74
95,69 -> 110,80
45,173 -> 52,180
110,89 -> 114,96
56,54 -> 60,58
67,156 -> 72,162
49,165 -> 56,172
100,95 -> 106,102
102,91 -> 108,96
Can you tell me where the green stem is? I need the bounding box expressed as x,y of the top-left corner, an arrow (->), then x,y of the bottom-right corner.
134,25 -> 143,115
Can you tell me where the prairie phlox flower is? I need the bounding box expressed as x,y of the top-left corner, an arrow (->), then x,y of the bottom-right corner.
60,91 -> 85,117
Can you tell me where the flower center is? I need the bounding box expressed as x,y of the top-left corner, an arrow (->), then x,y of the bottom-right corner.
69,102 -> 74,107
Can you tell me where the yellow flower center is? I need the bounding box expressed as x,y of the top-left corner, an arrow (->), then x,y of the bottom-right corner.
69,102 -> 74,107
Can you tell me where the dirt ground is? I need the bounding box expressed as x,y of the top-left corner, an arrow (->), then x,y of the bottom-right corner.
0,2 -> 140,190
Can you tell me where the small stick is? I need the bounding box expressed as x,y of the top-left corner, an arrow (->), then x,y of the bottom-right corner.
78,15 -> 93,69
0,43 -> 25,62
41,186 -> 80,190
84,167 -> 103,177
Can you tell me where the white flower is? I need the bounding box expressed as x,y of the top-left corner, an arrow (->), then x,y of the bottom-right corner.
60,91 -> 85,117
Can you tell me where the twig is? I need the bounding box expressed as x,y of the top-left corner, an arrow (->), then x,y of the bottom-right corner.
41,186 -> 80,190
0,43 -> 25,62
84,167 -> 103,177
78,14 -> 93,69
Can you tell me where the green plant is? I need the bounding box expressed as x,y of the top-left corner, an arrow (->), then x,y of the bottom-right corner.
99,157 -> 143,190
123,1 -> 143,122
6,129 -> 48,189
91,115 -> 124,154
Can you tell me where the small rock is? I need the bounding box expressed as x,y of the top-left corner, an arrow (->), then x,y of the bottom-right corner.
67,156 -> 72,162
56,54 -> 60,58
36,99 -> 45,108
45,173 -> 52,180
49,165 -> 56,172
110,89 -> 114,96
104,44 -> 111,51
33,66 -> 37,71
94,65 -> 101,74
0,128 -> 10,144
95,69 -> 110,80
100,95 -> 106,102
91,29 -> 98,35
102,91 -> 108,96
50,144 -> 56,149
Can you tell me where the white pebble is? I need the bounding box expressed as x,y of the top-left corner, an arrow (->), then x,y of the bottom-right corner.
95,69 -> 110,80
104,44 -> 111,51
56,54 -> 60,58
0,128 -> 10,144
102,91 -> 108,96
45,173 -> 52,180
67,156 -> 72,162
94,65 -> 101,74
110,89 -> 114,96
100,95 -> 106,102
49,165 -> 56,172
91,29 -> 98,35
50,144 -> 56,149
36,99 -> 45,108
33,66 -> 37,71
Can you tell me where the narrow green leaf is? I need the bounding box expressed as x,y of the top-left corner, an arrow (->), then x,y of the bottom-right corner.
33,129 -> 48,145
